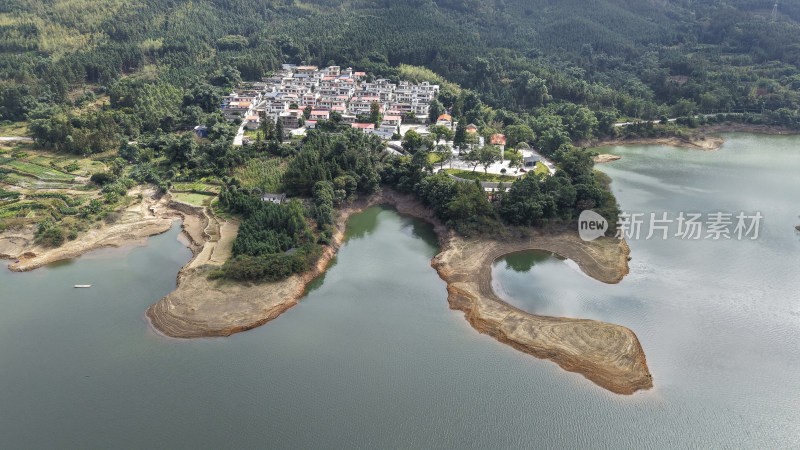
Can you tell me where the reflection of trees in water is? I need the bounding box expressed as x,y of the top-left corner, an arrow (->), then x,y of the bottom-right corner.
503,251 -> 552,273
344,206 -> 383,241
410,221 -> 439,251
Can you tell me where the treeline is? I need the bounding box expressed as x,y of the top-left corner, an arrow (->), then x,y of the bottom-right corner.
381,141 -> 618,235
213,187 -> 321,282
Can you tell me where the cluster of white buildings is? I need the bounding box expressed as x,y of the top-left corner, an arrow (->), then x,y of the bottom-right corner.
218,64 -> 440,140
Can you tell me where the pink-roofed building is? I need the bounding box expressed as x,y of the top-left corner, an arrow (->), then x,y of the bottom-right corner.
381,115 -> 402,126
310,110 -> 330,120
295,65 -> 318,74
245,115 -> 260,130
490,133 -> 506,147
351,123 -> 375,130
306,120 -> 317,129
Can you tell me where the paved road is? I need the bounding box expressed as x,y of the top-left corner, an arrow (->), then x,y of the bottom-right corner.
232,123 -> 245,146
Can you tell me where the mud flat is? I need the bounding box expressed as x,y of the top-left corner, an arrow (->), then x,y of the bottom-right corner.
145,190 -> 652,394
584,134 -> 724,151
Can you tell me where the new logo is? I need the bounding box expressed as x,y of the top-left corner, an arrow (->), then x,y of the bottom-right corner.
578,210 -> 608,241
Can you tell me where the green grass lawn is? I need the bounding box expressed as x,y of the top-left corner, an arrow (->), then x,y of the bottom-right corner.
444,169 -> 519,182
533,161 -> 550,176
428,152 -> 445,165
172,182 -> 220,193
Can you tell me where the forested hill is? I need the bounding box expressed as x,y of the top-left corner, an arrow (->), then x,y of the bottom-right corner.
2,0 -> 800,121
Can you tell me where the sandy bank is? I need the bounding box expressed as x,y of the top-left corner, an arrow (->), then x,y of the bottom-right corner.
594,154 -> 622,164
432,232 -> 652,395
3,188 -> 207,272
585,134 -> 724,151
146,190 -> 652,394
583,123 -> 799,151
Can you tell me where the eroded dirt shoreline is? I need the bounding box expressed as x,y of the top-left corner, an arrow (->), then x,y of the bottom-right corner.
2,188 -> 208,271
2,188 -> 652,394
582,123 -> 799,151
146,190 -> 652,394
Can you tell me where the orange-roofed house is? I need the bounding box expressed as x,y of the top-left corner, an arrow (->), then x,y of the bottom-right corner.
466,123 -> 478,134
436,114 -> 452,126
490,133 -> 506,147
244,115 -> 260,130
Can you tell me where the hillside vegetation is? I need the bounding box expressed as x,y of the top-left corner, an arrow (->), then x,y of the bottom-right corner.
1,0 -> 800,122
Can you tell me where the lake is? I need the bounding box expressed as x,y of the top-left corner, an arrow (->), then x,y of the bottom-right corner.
1,133 -> 799,448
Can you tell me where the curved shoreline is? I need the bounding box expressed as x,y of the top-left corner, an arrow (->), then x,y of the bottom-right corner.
145,190 -> 652,394
2,187 -> 653,394
431,232 -> 651,394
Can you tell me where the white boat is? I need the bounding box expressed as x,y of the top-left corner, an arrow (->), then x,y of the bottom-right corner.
73,285 -> 92,288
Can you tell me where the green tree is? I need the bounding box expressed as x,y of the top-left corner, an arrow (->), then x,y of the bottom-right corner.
453,118 -> 467,150
504,124 -> 535,149
402,129 -> 424,153
369,102 -> 381,125
429,124 -> 454,144
428,99 -> 444,124
477,145 -> 501,174
275,118 -> 284,142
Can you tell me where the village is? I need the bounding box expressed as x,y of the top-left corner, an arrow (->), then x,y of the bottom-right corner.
207,64 -> 553,198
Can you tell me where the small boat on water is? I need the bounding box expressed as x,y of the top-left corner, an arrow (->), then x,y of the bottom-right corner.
74,285 -> 92,288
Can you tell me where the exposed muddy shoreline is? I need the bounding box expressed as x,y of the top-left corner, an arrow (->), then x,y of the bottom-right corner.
145,189 -> 652,394
2,187 -> 653,395
581,123 -> 799,151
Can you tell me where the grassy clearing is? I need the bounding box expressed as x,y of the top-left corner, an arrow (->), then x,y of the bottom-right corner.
172,192 -> 215,207
0,122 -> 30,137
428,152 -> 445,165
533,161 -> 550,176
444,168 -> 519,182
235,157 -> 287,193
172,182 -> 220,194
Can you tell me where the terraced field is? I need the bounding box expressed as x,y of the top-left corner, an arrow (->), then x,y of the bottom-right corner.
2,160 -> 75,182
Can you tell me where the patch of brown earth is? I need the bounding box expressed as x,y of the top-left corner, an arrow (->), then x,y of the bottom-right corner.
594,154 -> 622,164
433,232 -> 651,394
584,124 -> 799,151
586,135 -> 724,151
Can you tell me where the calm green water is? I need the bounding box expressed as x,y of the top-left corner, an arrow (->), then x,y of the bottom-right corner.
1,133 -> 799,448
